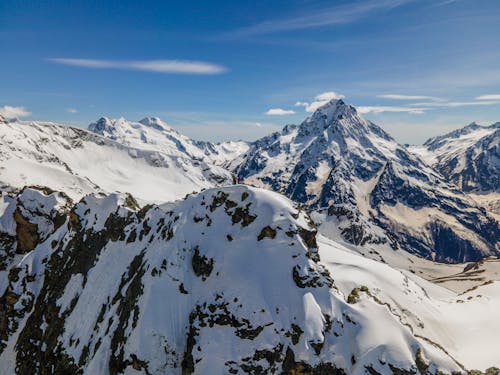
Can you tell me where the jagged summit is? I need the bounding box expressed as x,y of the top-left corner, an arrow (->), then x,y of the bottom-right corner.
310,98 -> 349,118
88,116 -> 115,135
299,98 -> 370,136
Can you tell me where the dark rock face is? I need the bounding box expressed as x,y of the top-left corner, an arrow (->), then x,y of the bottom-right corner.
13,208 -> 39,253
235,100 -> 500,263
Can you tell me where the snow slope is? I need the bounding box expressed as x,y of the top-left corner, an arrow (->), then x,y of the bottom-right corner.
318,235 -> 500,371
0,119 -> 233,203
0,186 -> 466,374
235,99 -> 500,263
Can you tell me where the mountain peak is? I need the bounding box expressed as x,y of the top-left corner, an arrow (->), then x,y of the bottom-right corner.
88,116 -> 114,134
298,98 -> 367,137
312,98 -> 360,123
138,116 -> 171,131
315,98 -> 346,114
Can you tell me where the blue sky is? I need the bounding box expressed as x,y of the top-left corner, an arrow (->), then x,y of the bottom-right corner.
1,0 -> 500,143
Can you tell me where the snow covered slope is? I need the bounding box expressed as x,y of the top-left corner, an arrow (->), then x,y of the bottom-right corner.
410,122 -> 500,214
0,119 -> 233,203
318,235 -> 500,372
235,99 -> 500,263
88,116 -> 250,167
0,186 -> 466,374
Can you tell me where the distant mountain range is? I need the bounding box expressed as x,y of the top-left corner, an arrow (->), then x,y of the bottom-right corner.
0,116 -> 237,204
88,116 -> 249,167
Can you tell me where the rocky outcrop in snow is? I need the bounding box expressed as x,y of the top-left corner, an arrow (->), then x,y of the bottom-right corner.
0,186 -> 465,374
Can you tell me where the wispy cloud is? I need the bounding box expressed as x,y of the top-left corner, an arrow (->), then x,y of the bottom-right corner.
48,58 -> 227,75
434,0 -> 463,7
265,108 -> 296,116
221,0 -> 413,38
295,91 -> 345,112
0,105 -> 31,119
358,99 -> 499,115
475,94 -> 500,100
357,106 -> 426,114
364,94 -> 500,114
67,108 -> 78,114
410,100 -> 499,108
377,94 -> 445,101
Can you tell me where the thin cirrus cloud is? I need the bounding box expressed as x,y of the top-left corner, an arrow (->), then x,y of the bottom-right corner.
295,91 -> 345,113
67,108 -> 78,114
366,94 -> 500,114
409,101 -> 500,108
358,101 -> 499,114
475,94 -> 500,100
357,106 -> 426,114
377,94 -> 445,101
0,105 -> 31,119
47,58 -> 227,75
265,108 -> 296,116
222,0 -> 413,38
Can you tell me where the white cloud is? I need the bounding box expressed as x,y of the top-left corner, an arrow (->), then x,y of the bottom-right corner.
377,94 -> 445,101
295,91 -> 345,112
357,106 -> 426,114
48,58 -> 227,75
475,94 -> 500,100
255,122 -> 262,127
67,108 -> 78,114
0,105 -> 31,119
317,91 -> 344,101
265,108 -> 296,116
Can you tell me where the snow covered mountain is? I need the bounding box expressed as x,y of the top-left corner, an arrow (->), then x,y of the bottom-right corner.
235,99 -> 500,263
1,111 -> 500,373
410,122 -> 500,215
88,116 -> 250,167
0,119 -> 233,203
0,185 -> 470,374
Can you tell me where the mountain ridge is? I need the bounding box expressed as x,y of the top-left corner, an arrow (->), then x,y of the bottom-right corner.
88,115 -> 250,167
410,121 -> 500,215
0,119 -> 233,203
